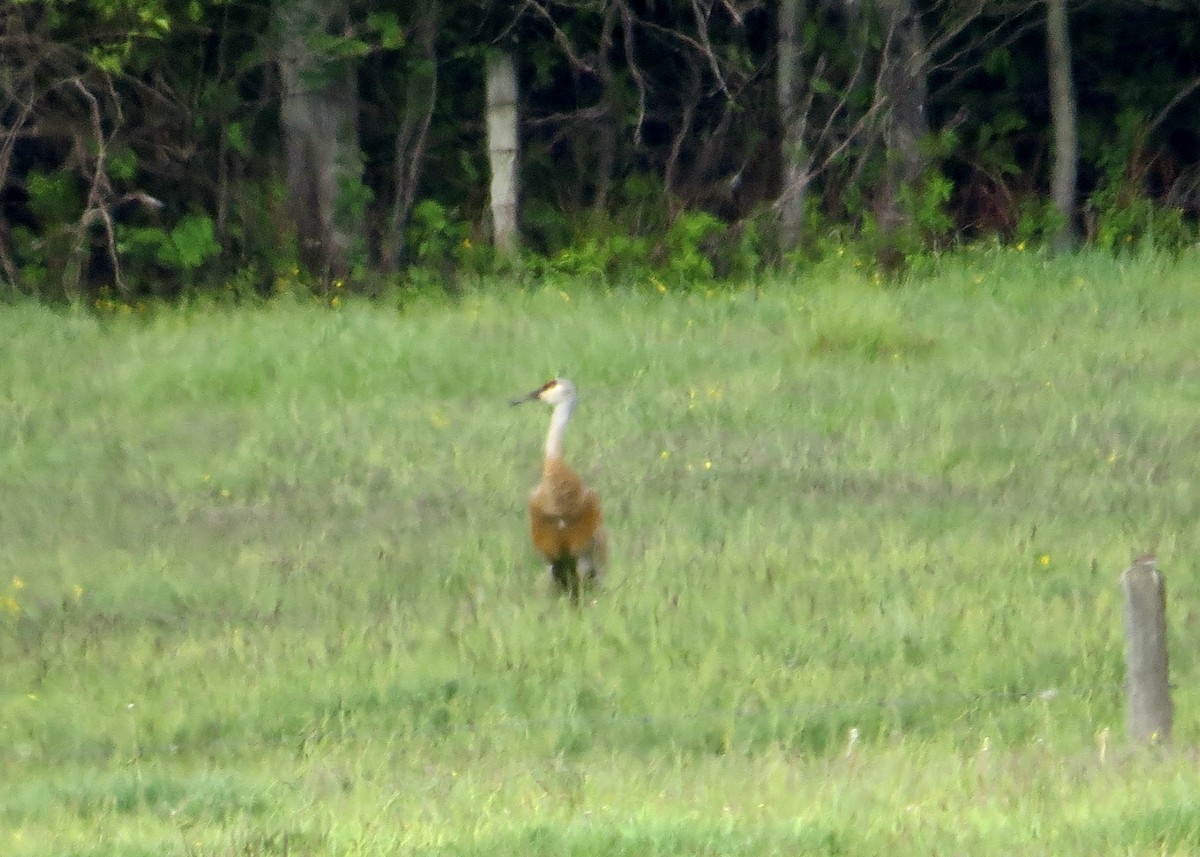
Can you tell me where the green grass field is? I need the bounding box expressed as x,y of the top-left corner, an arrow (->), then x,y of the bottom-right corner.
3,247 -> 1200,855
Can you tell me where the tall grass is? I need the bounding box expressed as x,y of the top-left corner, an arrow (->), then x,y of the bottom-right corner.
3,247 -> 1200,855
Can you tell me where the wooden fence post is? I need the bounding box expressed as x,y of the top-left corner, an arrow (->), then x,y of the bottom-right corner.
1121,555 -> 1172,744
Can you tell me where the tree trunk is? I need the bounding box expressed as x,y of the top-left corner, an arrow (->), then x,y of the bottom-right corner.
775,0 -> 810,253
874,0 -> 929,241
590,4 -> 621,221
383,3 -> 439,273
276,0 -> 363,282
1045,0 -> 1078,253
485,50 -> 520,255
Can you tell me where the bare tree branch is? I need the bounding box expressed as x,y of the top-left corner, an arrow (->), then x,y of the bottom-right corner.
0,97 -> 35,292
69,77 -> 127,300
618,3 -> 650,146
664,65 -> 702,208
523,0 -> 596,75
1148,73 -> 1200,139
688,0 -> 731,100
384,3 -> 440,272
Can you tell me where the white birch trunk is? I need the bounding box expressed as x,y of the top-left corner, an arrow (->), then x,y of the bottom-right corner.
485,50 -> 520,255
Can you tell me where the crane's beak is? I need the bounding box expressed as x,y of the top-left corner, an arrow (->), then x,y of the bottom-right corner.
511,379 -> 558,406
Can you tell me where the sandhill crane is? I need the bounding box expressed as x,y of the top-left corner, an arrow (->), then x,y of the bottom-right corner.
511,378 -> 608,602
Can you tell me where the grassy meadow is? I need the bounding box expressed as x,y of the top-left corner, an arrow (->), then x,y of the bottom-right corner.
3,248 -> 1200,855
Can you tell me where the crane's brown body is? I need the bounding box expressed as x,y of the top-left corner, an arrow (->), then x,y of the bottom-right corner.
530,456 -> 607,600
514,378 -> 607,602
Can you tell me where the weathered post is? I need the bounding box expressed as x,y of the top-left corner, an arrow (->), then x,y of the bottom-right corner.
1120,554 -> 1172,744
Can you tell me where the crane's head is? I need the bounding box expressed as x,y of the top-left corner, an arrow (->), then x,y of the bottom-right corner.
511,377 -> 576,408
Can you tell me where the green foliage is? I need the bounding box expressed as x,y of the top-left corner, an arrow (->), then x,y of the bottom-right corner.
159,215 -> 221,270
107,149 -> 138,182
537,232 -> 652,285
408,200 -> 468,261
302,10 -> 406,62
7,0 -> 1200,299
335,167 -> 375,279
853,131 -> 961,269
10,170 -> 83,294
224,121 -> 249,157
522,199 -> 572,257
1084,110 -> 1196,253
663,210 -> 723,284
1089,188 -> 1191,254
119,212 -> 218,268
403,199 -> 475,288
223,178 -> 297,296
1013,197 -> 1067,246
531,206 -> 763,291
366,12 -> 405,50
26,170 -> 81,226
905,172 -> 956,244
25,0 -> 178,73
117,215 -> 222,292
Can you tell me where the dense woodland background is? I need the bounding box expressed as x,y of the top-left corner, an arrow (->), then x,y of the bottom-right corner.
2,0 -> 1199,300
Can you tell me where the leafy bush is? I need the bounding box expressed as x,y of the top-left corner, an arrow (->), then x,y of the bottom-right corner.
1084,109 -> 1195,253
529,208 -> 762,291
538,233 -> 652,285
117,214 -> 222,293
10,169 -> 84,295
1013,197 -> 1066,246
663,210 -> 723,284
403,199 -> 476,289
26,170 -> 81,225
1089,188 -> 1192,254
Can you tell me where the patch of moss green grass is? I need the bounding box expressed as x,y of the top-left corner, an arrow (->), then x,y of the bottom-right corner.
3,247 -> 1200,855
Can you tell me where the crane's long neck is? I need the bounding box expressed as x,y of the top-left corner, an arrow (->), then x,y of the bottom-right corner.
544,398 -> 575,460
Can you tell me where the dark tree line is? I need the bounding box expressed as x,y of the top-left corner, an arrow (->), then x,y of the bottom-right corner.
1,0 -> 1199,299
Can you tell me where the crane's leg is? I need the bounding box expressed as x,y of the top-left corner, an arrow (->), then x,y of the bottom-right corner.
550,557 -> 581,604
580,526 -> 607,589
